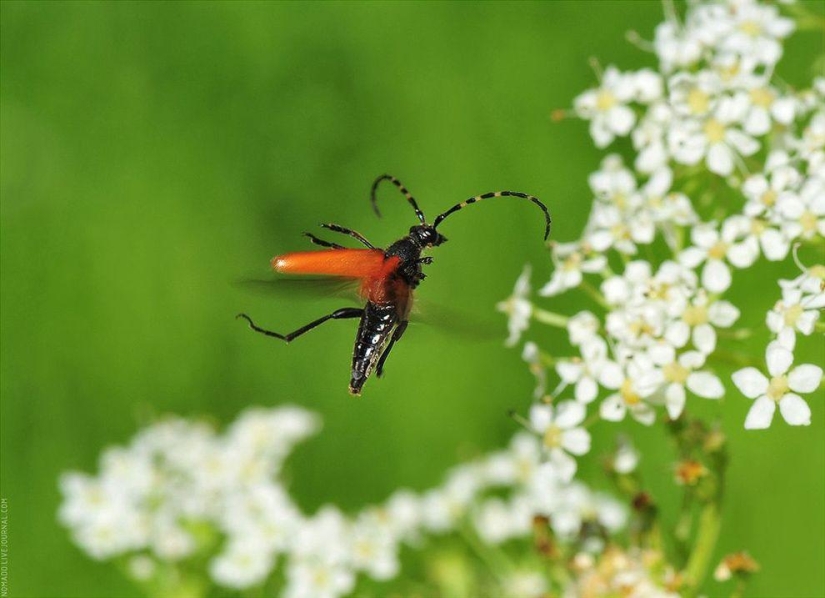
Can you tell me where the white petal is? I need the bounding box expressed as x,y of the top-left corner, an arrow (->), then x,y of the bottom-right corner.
778,394 -> 811,426
744,396 -> 776,429
787,365 -> 823,394
665,383 -> 686,419
529,404 -> 553,432
598,361 -> 624,389
575,377 -> 599,404
679,246 -> 707,268
630,403 -> 656,426
732,367 -> 768,399
561,428 -> 591,456
609,105 -> 636,135
557,361 -> 582,383
727,237 -> 759,269
708,301 -> 740,327
600,394 -> 626,421
726,129 -> 760,156
766,342 -> 793,377
555,401 -> 586,429
693,324 -> 717,354
777,327 -> 796,351
665,321 -> 690,348
707,143 -> 734,176
702,260 -> 732,293
687,372 -> 725,398
549,448 -> 577,483
797,311 -> 818,335
760,229 -> 790,261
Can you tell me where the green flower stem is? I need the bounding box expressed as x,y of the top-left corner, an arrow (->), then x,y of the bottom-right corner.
684,501 -> 722,596
716,328 -> 753,340
457,524 -> 514,583
708,349 -> 761,369
532,307 -> 569,328
579,280 -> 611,310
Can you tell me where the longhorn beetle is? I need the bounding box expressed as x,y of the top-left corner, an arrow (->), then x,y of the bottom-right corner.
238,175 -> 551,395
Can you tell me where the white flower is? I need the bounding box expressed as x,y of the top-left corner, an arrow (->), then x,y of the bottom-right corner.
567,311 -> 602,346
776,174 -> 825,241
669,95 -> 760,176
210,537 -> 275,590
484,432 -> 542,487
612,438 -> 640,474
741,153 -> 802,218
719,2 -> 794,66
740,85 -> 796,136
284,558 -> 355,598
599,356 -> 659,426
539,242 -> 606,296
556,338 -> 623,404
502,570 -> 549,598
732,341 -> 822,429
350,515 -> 399,581
640,344 -> 725,419
529,401 -> 591,482
575,66 -> 638,147
498,265 -> 533,346
473,496 -> 532,545
679,220 -> 758,293
766,286 -> 821,346
665,289 -> 739,355
522,342 -> 547,399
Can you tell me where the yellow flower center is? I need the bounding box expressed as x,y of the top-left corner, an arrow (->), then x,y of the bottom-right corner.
596,90 -> 617,112
543,424 -> 563,449
809,265 -> 825,279
704,118 -> 726,143
739,20 -> 763,37
563,252 -> 583,271
683,304 -> 709,326
708,240 -> 728,260
620,379 -> 641,405
751,218 -> 767,235
750,87 -> 775,108
610,222 -> 630,239
783,304 -> 804,327
767,375 -> 789,401
761,189 -> 777,207
800,211 -> 817,232
687,88 -> 711,115
663,361 -> 690,384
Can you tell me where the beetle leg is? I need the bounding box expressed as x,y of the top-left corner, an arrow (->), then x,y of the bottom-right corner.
376,320 -> 409,378
302,232 -> 345,249
319,223 -> 377,249
237,308 -> 363,343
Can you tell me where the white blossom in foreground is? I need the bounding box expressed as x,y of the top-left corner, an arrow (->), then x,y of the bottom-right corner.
732,342 -> 823,429
529,401 -> 592,482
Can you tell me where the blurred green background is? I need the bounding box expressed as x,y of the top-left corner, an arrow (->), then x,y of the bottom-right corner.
1,1 -> 823,597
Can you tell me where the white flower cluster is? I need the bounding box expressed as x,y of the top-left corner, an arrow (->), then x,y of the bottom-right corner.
59,406 -> 626,597
500,0 -> 824,440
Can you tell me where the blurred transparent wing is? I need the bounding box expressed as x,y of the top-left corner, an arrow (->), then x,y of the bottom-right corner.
408,297 -> 501,342
234,276 -> 363,305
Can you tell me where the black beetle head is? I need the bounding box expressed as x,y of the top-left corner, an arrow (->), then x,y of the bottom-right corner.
409,225 -> 447,248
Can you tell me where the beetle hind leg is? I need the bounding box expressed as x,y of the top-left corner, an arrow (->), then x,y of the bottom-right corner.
237,307 -> 363,343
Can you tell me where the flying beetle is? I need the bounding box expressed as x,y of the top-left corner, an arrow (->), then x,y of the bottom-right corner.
238,175 -> 551,396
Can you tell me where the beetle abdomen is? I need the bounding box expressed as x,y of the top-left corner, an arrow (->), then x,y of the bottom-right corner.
349,303 -> 398,395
